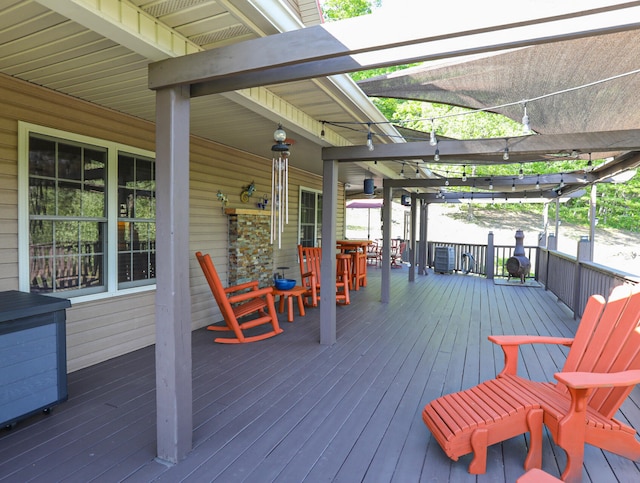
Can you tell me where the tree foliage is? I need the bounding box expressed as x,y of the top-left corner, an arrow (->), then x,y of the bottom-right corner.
320,0 -> 381,21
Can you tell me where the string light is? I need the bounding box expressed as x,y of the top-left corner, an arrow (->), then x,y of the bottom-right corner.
518,164 -> 524,180
429,119 -> 437,146
366,123 -> 374,151
489,177 -> 493,190
587,152 -> 593,168
320,121 -> 325,138
444,170 -> 449,186
521,101 -> 531,134
536,174 -> 540,190
434,142 -> 440,161
511,178 -> 516,191
503,139 -> 510,160
560,174 -> 565,188
462,165 -> 467,182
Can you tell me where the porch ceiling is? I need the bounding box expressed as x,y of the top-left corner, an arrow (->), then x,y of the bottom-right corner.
3,1 -> 640,200
1,0 -> 398,182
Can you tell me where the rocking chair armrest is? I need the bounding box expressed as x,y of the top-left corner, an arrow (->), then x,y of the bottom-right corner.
224,280 -> 260,294
489,335 -> 574,376
555,370 -> 640,389
227,287 -> 274,304
300,271 -> 316,281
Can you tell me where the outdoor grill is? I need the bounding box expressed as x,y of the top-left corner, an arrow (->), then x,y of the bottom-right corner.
506,230 -> 531,283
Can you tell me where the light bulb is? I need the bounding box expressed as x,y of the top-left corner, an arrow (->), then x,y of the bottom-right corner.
444,178 -> 449,186
489,178 -> 493,190
434,147 -> 440,162
522,103 -> 531,134
503,147 -> 510,161
429,123 -> 437,146
536,175 -> 540,190
366,131 -> 374,151
273,125 -> 286,142
511,179 -> 516,191
518,166 -> 524,180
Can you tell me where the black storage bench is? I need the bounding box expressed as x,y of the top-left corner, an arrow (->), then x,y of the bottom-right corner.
0,291 -> 71,427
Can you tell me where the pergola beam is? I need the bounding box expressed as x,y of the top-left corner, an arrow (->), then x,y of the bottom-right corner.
322,130 -> 640,163
148,2 -> 640,95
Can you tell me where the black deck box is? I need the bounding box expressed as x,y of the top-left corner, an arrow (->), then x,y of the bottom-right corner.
0,291 -> 71,427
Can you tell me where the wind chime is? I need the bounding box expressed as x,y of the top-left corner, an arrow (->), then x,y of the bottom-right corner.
271,124 -> 290,248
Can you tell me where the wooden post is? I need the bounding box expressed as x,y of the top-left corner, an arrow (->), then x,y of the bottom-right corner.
419,201 -> 428,276
589,184 -> 597,260
320,159 -> 337,345
381,183 -> 392,303
155,85 -> 192,463
486,231 -> 494,280
409,194 -> 417,282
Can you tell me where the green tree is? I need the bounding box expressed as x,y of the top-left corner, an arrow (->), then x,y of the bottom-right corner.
321,0 -> 381,21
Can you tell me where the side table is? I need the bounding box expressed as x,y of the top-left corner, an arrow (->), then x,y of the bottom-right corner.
272,285 -> 307,322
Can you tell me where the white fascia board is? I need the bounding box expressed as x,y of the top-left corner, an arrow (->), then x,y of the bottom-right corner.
35,0 -> 200,61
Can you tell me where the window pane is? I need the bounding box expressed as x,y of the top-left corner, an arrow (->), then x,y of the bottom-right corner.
29,179 -> 56,216
82,188 -> 104,217
84,149 -> 106,188
58,143 -> 82,181
57,181 -> 82,216
29,137 -> 56,177
30,220 -> 53,293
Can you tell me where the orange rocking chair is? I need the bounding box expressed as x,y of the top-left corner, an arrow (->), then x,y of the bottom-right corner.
297,245 -> 350,307
196,251 -> 283,343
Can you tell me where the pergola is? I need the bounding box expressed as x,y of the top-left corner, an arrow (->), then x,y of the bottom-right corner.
147,1 -> 640,463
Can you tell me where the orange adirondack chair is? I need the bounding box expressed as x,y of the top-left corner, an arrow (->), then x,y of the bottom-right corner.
196,251 -> 283,343
422,283 -> 640,480
297,245 -> 350,307
491,283 -> 640,482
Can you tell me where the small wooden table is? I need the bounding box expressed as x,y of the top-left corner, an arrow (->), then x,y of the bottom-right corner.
272,285 -> 307,323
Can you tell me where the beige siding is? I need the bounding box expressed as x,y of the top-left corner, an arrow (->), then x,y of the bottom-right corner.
0,73 -> 343,372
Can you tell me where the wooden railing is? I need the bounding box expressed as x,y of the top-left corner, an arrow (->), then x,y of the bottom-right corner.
538,248 -> 640,317
425,239 -> 640,318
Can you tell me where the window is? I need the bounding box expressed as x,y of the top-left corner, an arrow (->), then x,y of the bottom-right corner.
19,123 -> 155,299
299,188 -> 322,247
117,153 -> 156,288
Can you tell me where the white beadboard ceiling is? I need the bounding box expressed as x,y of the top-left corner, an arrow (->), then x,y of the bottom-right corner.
3,0 -> 640,200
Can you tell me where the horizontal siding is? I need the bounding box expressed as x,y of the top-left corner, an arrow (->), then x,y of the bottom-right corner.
0,73 -> 343,372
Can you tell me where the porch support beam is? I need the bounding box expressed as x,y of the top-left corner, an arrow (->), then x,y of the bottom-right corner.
409,194 -> 417,282
154,86 -> 193,463
149,2 -> 640,94
323,131 -> 640,163
320,159 -> 338,345
381,184 -> 392,303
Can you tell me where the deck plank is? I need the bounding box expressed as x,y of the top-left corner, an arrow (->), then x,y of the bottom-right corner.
1,268 -> 639,482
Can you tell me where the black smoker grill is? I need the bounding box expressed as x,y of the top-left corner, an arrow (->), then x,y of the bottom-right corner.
506,230 -> 531,283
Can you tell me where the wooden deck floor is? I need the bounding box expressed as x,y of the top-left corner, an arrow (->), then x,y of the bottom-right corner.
2,268 -> 640,482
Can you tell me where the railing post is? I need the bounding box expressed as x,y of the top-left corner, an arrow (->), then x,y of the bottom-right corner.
573,236 -> 592,319
486,231 -> 494,280
547,233 -> 557,251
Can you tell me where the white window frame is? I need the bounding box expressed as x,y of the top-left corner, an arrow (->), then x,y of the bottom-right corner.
18,121 -> 156,303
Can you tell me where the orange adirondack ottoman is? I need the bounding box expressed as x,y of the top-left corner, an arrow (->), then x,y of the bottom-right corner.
423,284 -> 640,481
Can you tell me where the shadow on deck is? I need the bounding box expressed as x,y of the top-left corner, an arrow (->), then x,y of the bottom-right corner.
2,268 -> 639,482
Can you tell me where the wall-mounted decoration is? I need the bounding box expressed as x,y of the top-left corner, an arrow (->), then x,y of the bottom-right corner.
257,193 -> 269,210
240,181 -> 255,203
216,190 -> 228,211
